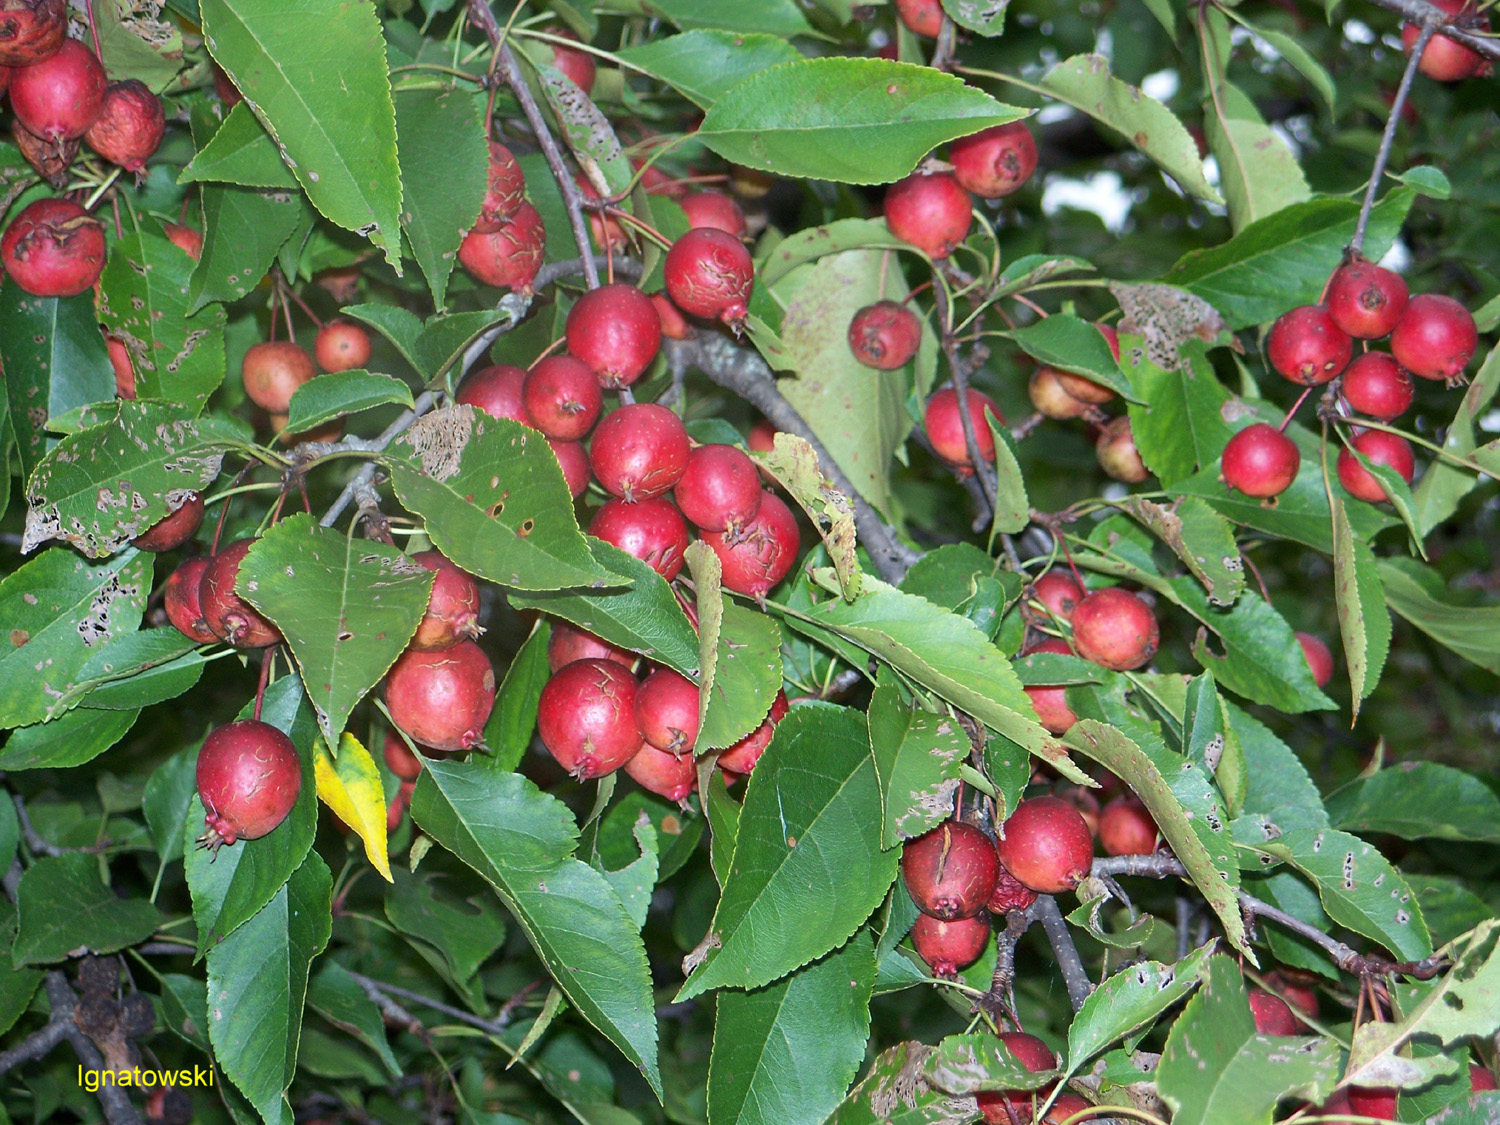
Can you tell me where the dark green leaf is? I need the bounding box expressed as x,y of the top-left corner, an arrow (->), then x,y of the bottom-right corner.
1224,701 -> 1326,833
1414,342 -> 1500,532
1066,945 -> 1214,1071
481,621 -> 550,773
72,627 -> 205,712
307,962 -> 401,1078
180,101 -> 298,189
0,706 -> 139,771
867,672 -> 968,849
1379,557 -> 1500,675
616,30 -> 802,108
143,746 -> 199,865
1123,340 -> 1233,487
1331,495 -> 1391,708
13,852 -> 160,965
1326,762 -> 1500,844
384,868 -> 507,990
189,182 -> 308,313
638,0 -> 816,37
284,371 -> 414,434
1005,315 -> 1134,401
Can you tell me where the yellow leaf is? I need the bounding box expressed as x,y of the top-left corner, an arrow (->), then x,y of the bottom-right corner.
314,732 -> 392,882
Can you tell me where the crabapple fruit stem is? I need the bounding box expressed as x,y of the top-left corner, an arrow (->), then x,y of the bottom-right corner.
1350,21 -> 1434,259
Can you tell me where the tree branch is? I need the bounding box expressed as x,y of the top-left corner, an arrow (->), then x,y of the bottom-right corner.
1036,895 -> 1093,1010
0,1015 -> 70,1077
933,284 -> 999,514
979,903 -> 1039,1022
42,973 -> 144,1125
1350,20 -> 1434,258
1359,0 -> 1500,60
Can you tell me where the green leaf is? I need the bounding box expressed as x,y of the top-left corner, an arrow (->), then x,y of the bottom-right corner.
1066,945 -> 1214,1072
1005,315 -> 1135,402
384,868 -> 507,991
1119,495 -> 1244,606
1157,954 -> 1340,1125
758,218 -> 910,287
1223,700 -> 1328,832
386,406 -> 612,592
679,703 -> 900,999
704,769 -> 740,888
827,1041 -> 972,1125
923,1033 -> 1057,1095
1341,435 -> 1427,557
94,0 -> 184,92
753,433 -> 862,599
181,101 -> 298,188
1038,54 -> 1219,203
307,962 -> 401,1078
1123,340 -> 1234,487
12,852 -> 160,966
616,30 -> 802,108
413,309 -> 515,382
0,706 -> 139,770
1326,762 -> 1500,843
640,0 -> 817,35
284,371 -> 414,434
143,746 -> 199,865
1392,164 -> 1451,198
707,931 -> 875,1125
1414,342 -> 1500,532
342,303 -> 424,372
481,621 -> 551,773
1205,91 -> 1312,234
1330,495 -> 1391,709
1219,10 -> 1335,112
535,62 -> 632,197
686,542 -> 783,752
1379,557 -> 1500,675
985,414 -> 1030,537
593,814 -> 658,930
696,58 -> 1025,184
410,762 -> 661,1096
207,852 -> 332,1125
1421,1093 -> 1500,1124
201,0 -> 403,266
867,671 -> 969,849
941,0 -> 1008,34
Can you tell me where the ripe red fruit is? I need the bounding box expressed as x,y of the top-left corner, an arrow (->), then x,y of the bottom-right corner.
589,403 -> 691,500
456,363 -> 531,425
1341,353 -> 1414,421
748,420 -> 777,454
385,641 -> 496,752
924,387 -> 999,468
1247,990 -> 1300,1036
1390,293 -> 1478,382
950,122 -> 1038,199
548,622 -> 634,673
1096,416 -> 1149,484
549,437 -> 592,498
674,443 -> 763,534
702,492 -> 800,597
1337,430 -> 1416,503
894,0 -> 945,37
410,550 -> 481,652
8,38 -> 105,141
575,171 -> 627,250
911,911 -> 990,977
1029,366 -> 1090,420
383,731 -> 424,782
1472,1065 -> 1498,1092
164,557 -> 217,644
537,658 -> 642,779
550,28 -> 596,94
83,79 -> 163,172
1072,587 -> 1158,671
716,690 -> 789,776
1,197 -> 106,297
565,284 -> 663,389
523,356 -> 603,440
848,300 -> 922,370
133,492 -> 204,552
664,227 -> 755,327
459,201 -> 545,291
624,741 -> 697,803
651,292 -> 692,340
474,141 -> 526,231
196,720 -> 301,849
1347,1086 -> 1397,1121
1098,796 -> 1158,857
200,538 -> 282,648
1040,1095 -> 1092,1124
0,0 -> 66,66
997,796 -> 1094,894
313,320 -> 371,373
1325,260 -> 1409,339
1266,306 -> 1352,386
1262,972 -> 1319,1025
1296,632 -> 1334,688
634,667 -> 700,754
975,1032 -> 1057,1123
107,335 -> 135,398
1221,423 -> 1300,499
1022,637 -> 1079,736
162,222 -> 202,261
1029,571 -> 1085,622
901,821 -> 1000,921
240,341 -> 316,414
589,497 -> 690,580
1403,0 -> 1487,81
211,63 -> 241,106
884,172 -> 972,259
987,866 -> 1038,914
388,779 -> 415,832
680,190 -> 747,238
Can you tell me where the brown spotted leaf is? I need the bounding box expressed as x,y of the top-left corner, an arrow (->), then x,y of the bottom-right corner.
753,432 -> 861,600
1110,282 -> 1233,373
866,670 -> 968,849
1119,495 -> 1244,606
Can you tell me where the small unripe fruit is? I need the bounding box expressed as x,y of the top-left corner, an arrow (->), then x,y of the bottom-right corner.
1341,353 -> 1414,421
164,557 -> 217,644
911,911 -> 991,977
548,622 -> 634,672
1028,570 -> 1085,623
975,1032 -> 1057,1123
634,667 -> 700,754
924,387 -> 999,468
895,0 -> 945,37
107,335 -> 135,399
1096,416 -> 1149,484
902,821 -> 1000,921
241,341 -> 316,413
1337,430 -> 1416,503
674,443 -> 763,534
589,497 -> 691,580
200,538 -> 282,648
1029,366 -> 1090,420
702,492 -> 800,597
196,720 -> 301,849
1,197 -> 106,297
550,28 -> 596,94
410,550 -> 481,652
624,741 -> 696,803
664,227 -> 755,327
383,731 -> 423,781
986,866 -> 1038,914
313,320 -> 371,373
716,690 -> 789,776
162,222 -> 202,261
83,79 -> 164,172
537,658 -> 642,779
133,492 -> 204,552
680,190 -> 747,238
474,141 -> 526,231
1403,0 -> 1487,81
1221,423 -> 1300,499
848,300 -> 922,370
385,641 -> 496,752
590,403 -> 691,500
565,283 -> 662,389
1347,1086 -> 1397,1121
1325,259 -> 1409,339
1248,990 -> 1300,1036
1071,587 -> 1158,671
459,202 -> 545,291
0,0 -> 66,66
549,437 -> 592,499
651,292 -> 692,340
950,122 -> 1038,199
457,363 -> 531,425
996,796 -> 1094,894
1267,305 -> 1352,385
884,172 -> 972,259
523,355 -> 603,441
1098,796 -> 1158,857
1022,637 -> 1078,736
1296,632 -> 1334,688
1390,293 -> 1478,382
8,39 -> 105,142
1055,367 -> 1115,406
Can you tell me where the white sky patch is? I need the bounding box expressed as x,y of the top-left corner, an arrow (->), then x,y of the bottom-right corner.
1042,172 -> 1133,233
1344,19 -> 1377,44
1141,69 -> 1180,102
1379,239 -> 1412,274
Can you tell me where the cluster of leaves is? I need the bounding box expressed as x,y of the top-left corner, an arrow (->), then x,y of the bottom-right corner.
3,1 -> 1500,1125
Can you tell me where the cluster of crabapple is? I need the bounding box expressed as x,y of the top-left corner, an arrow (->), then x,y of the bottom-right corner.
234,315 -> 373,442
1222,257 -> 1478,503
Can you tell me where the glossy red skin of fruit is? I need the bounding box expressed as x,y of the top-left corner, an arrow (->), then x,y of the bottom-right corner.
1472,1065 -> 1499,1092
522,355 -> 603,440
410,550 -> 481,652
911,911 -> 991,977
998,796 -> 1095,893
1040,1094 -> 1092,1124
624,741 -> 697,803
884,172 -> 972,259
925,387 -> 999,467
748,420 -> 777,453
1341,352 -> 1414,421
950,122 -> 1038,199
549,438 -> 592,498
383,731 -> 424,782
1267,305 -> 1353,386
164,557 -> 217,644
1022,637 -> 1079,736
589,497 -> 691,580
0,0 -> 66,66
457,364 -> 531,425
975,1032 -> 1058,1123
474,141 -> 526,231
107,335 -> 135,398
716,690 -> 789,776
674,443 -> 763,534
241,341 -> 316,413
9,39 -> 104,141
1296,632 -> 1335,688
200,539 -> 282,648
1072,587 -> 1159,671
1337,430 -> 1416,503
1098,796 -> 1158,857
547,622 -> 634,673
1,197 -> 105,297
1347,1085 -> 1397,1120
1029,571 -> 1085,622
651,292 -> 693,340
664,227 -> 754,325
538,658 -> 642,779
83,79 -> 163,172
196,720 -> 301,848
162,222 -> 202,260
1029,366 -> 1090,420
1054,367 -> 1115,407
680,190 -> 747,238
1096,416 -> 1149,483
895,0 -> 944,37
1403,0 -> 1487,80
1262,972 -> 1319,1025
385,641 -> 496,752
1221,423 -> 1300,498
133,492 -> 204,552
314,320 -> 371,373
551,29 -> 596,94
1247,990 -> 1300,1036
589,403 -> 691,500
1325,260 -> 1409,339
848,300 -> 922,370
565,284 -> 662,388
703,492 -> 800,597
634,667 -> 700,754
902,821 -> 1000,921
212,63 -> 241,106
987,866 -> 1038,914
459,201 -> 545,291
1391,293 -> 1478,381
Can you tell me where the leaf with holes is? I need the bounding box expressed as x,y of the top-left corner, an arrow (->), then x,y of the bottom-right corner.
867,671 -> 968,849
1066,944 -> 1215,1072
754,432 -> 861,599
1120,495 -> 1244,606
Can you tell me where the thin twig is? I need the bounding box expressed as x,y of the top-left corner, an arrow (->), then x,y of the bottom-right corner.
1036,895 -> 1093,1010
1350,20 -> 1435,258
934,285 -> 999,512
0,1016 -> 71,1077
980,904 -> 1039,1022
1358,0 -> 1500,60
